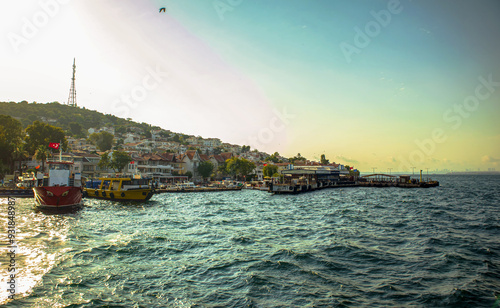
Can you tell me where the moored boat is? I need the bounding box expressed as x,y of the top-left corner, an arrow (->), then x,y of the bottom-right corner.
0,189 -> 34,198
83,177 -> 154,201
33,161 -> 83,209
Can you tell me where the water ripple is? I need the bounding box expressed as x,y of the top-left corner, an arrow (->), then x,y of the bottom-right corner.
1,175 -> 499,307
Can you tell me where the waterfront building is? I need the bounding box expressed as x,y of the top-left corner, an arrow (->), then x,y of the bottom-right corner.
179,150 -> 201,176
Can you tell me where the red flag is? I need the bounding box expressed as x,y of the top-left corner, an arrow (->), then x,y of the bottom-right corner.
35,165 -> 40,169
130,161 -> 135,164
49,142 -> 60,149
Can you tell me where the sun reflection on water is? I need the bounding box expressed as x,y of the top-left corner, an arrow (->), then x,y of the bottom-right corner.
0,198 -> 73,305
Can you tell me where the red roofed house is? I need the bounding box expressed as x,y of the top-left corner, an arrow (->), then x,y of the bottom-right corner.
179,150 -> 201,176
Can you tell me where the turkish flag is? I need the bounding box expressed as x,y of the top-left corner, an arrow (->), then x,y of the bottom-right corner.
49,142 -> 60,149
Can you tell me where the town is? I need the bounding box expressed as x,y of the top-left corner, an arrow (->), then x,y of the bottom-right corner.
0,101 -> 357,189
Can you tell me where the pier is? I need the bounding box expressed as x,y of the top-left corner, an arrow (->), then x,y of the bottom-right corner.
268,168 -> 357,194
267,170 -> 439,194
358,174 -> 439,188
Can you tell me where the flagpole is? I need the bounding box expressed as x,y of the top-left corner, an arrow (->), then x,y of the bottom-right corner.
59,140 -> 62,162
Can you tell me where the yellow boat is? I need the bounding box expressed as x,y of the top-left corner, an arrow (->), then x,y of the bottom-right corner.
83,177 -> 154,201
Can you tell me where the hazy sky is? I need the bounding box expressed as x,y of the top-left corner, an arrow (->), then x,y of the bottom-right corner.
1,0 -> 499,172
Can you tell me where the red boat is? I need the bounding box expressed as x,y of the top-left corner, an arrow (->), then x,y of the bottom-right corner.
33,161 -> 83,209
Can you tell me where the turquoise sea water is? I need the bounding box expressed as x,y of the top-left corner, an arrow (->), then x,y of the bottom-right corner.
1,175 -> 499,307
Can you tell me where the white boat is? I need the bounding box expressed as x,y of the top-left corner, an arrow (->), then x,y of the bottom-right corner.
176,181 -> 195,189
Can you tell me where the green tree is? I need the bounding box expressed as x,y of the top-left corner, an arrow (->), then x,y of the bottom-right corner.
265,152 -> 282,163
97,152 -> 111,171
217,160 -> 228,178
0,115 -> 23,172
88,131 -> 114,151
263,164 -> 279,178
179,136 -> 187,145
0,128 -> 10,172
344,165 -> 359,177
289,153 -> 306,164
110,151 -> 132,173
241,145 -> 251,153
114,125 -> 126,135
159,130 -> 171,138
320,154 -> 330,165
0,115 -> 23,145
226,157 -> 255,181
0,162 -> 9,181
34,145 -> 48,172
142,129 -> 152,139
24,121 -> 67,155
27,114 -> 38,123
185,171 -> 193,179
213,146 -> 224,155
197,161 -> 214,181
69,122 -> 83,137
240,158 -> 256,180
11,144 -> 29,173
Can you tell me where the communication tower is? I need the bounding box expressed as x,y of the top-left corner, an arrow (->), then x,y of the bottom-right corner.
67,58 -> 77,107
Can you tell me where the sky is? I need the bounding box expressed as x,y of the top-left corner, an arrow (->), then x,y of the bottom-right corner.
0,0 -> 499,173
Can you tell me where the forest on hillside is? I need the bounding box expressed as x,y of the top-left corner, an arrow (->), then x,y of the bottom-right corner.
0,101 -> 164,137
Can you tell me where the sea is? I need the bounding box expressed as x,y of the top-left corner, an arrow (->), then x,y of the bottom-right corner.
0,174 -> 499,307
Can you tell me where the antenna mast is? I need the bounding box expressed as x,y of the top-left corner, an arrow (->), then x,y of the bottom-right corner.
67,58 -> 77,107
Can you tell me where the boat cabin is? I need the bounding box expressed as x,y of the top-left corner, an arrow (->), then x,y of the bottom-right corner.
47,161 -> 81,187
98,177 -> 152,191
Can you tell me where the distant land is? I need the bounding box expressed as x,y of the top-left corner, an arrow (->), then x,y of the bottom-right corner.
446,171 -> 500,175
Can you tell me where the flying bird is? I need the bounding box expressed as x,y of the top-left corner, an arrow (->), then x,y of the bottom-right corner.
159,7 -> 166,13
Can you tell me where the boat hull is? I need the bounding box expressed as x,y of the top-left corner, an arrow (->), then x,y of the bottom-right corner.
83,188 -> 154,201
33,186 -> 83,208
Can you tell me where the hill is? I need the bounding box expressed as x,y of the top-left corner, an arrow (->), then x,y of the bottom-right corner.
0,101 -> 172,138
